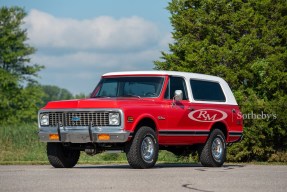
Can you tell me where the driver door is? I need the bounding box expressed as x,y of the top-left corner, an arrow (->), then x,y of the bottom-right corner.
159,76 -> 193,145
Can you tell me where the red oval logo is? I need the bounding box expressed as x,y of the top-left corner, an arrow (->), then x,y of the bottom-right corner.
188,109 -> 228,122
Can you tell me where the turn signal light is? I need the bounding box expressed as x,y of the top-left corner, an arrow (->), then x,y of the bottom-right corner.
127,116 -> 134,122
49,134 -> 59,140
98,134 -> 110,141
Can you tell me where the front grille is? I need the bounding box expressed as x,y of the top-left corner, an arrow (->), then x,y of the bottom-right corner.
45,111 -> 111,127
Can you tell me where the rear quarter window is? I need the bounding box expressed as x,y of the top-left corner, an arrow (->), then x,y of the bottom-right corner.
190,79 -> 226,102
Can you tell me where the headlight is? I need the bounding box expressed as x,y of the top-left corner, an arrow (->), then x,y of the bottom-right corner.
109,112 -> 120,126
40,114 -> 49,126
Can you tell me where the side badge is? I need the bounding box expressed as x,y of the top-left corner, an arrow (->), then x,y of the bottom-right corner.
158,116 -> 166,120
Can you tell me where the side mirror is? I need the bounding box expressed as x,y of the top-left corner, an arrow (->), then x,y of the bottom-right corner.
174,90 -> 183,101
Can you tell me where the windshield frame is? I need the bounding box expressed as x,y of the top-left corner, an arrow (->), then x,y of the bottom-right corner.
91,76 -> 166,99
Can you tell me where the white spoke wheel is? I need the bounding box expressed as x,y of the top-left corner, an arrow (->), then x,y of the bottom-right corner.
141,136 -> 155,163
199,129 -> 226,167
212,138 -> 224,161
126,126 -> 158,169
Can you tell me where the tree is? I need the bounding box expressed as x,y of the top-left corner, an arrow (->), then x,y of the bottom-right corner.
155,0 -> 287,161
0,7 -> 44,123
0,6 -> 43,82
40,85 -> 74,106
74,93 -> 89,99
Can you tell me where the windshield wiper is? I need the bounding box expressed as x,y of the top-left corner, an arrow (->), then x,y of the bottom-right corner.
122,94 -> 141,99
94,96 -> 111,98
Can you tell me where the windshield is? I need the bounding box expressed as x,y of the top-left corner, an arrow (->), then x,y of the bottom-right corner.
92,76 -> 165,98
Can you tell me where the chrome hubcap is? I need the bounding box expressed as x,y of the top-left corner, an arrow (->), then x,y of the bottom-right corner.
212,137 -> 223,161
141,136 -> 154,162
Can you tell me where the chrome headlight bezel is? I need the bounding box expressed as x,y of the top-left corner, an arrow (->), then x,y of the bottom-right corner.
40,114 -> 49,126
109,112 -> 120,126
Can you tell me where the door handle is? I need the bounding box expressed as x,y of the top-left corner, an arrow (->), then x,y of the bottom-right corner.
188,107 -> 195,111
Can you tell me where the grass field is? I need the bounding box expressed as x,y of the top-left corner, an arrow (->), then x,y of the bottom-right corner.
0,123 -> 197,165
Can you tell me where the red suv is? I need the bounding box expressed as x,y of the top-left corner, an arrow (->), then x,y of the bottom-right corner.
38,71 -> 243,168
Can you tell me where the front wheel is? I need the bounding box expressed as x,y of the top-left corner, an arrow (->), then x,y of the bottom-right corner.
199,129 -> 226,167
126,126 -> 159,169
47,143 -> 80,168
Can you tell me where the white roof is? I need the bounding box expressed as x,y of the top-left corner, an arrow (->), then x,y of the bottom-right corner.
104,71 -> 219,80
102,71 -> 238,105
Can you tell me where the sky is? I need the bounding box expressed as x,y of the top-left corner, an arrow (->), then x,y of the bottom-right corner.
1,0 -> 173,95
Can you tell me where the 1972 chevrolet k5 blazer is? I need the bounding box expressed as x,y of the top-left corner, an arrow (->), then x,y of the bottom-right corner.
38,71 -> 243,168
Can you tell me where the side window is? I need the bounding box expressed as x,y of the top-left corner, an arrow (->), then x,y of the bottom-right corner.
164,76 -> 188,100
190,79 -> 226,102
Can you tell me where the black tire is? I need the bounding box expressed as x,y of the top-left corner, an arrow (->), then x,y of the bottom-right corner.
199,129 -> 226,167
126,126 -> 159,169
47,143 -> 80,168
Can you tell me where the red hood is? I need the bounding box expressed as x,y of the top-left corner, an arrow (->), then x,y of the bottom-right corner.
42,98 -> 155,109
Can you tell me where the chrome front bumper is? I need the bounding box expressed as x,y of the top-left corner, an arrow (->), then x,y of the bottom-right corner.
38,127 -> 131,143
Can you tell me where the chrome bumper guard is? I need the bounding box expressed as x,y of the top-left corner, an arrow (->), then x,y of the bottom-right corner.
38,126 -> 131,143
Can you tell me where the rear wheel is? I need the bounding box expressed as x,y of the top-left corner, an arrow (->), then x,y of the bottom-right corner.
126,126 -> 158,169
199,129 -> 226,167
47,143 -> 80,168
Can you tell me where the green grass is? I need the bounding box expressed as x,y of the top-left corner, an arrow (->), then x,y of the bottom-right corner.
0,123 -> 47,163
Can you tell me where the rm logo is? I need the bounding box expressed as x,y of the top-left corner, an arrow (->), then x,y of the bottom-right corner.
188,109 -> 228,122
